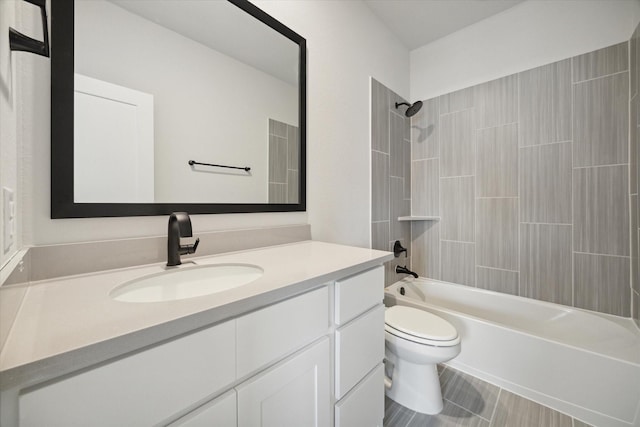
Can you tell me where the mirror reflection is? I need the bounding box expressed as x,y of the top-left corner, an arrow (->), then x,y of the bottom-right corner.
73,0 -> 300,204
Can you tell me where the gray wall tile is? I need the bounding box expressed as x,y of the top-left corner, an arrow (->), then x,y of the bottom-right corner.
631,96 -> 637,194
520,142 -> 572,223
520,224 -> 572,306
492,389 -> 572,427
411,98 -> 439,160
371,78 -> 390,153
441,176 -> 475,242
287,125 -> 299,171
287,170 -> 298,203
574,253 -> 630,316
633,290 -> 639,328
476,198 -> 518,270
390,112 -> 406,177
441,109 -> 475,177
372,151 -> 390,222
572,42 -> 629,82
441,240 -> 475,286
519,59 -> 571,146
474,74 -> 518,129
269,118 -> 288,138
632,195 -> 638,293
476,267 -> 519,295
411,221 -> 440,280
573,165 -> 630,256
404,140 -> 411,199
476,124 -> 518,197
268,183 -> 286,203
632,33 -> 637,98
439,86 -> 474,114
371,221 -> 389,251
268,135 -> 287,183
412,159 -> 439,216
390,177 -> 410,244
573,72 -> 629,167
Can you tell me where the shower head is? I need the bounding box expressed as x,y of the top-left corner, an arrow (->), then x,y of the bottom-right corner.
395,101 -> 423,118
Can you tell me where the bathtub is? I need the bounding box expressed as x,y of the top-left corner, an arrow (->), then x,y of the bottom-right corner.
384,277 -> 640,427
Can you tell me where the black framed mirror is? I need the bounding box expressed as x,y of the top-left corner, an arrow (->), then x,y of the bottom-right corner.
51,0 -> 306,218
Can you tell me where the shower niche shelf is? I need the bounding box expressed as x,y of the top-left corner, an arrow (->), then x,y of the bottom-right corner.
397,216 -> 440,222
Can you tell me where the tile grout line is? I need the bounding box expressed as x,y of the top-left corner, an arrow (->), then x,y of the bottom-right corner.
519,139 -> 572,149
488,388 -> 502,426
574,251 -> 630,259
571,56 -> 576,308
477,265 -> 519,274
573,163 -> 629,170
572,69 -> 629,85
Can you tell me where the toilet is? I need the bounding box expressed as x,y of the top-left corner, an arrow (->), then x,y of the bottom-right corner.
384,305 -> 461,414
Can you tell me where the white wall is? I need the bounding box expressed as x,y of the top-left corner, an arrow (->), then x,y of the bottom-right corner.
75,0 -> 298,203
254,0 -> 410,248
0,0 -> 18,266
19,0 -> 408,246
411,0 -> 640,101
0,0 -> 42,265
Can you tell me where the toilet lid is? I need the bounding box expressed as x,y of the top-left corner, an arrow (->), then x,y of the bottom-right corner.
385,305 -> 458,342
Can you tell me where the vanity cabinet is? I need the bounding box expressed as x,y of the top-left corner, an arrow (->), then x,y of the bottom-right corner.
19,320 -> 237,427
334,266 -> 385,427
13,264 -> 386,427
170,390 -> 237,427
237,338 -> 330,427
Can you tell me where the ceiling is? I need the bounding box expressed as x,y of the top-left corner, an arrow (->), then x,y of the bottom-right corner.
364,0 -> 524,50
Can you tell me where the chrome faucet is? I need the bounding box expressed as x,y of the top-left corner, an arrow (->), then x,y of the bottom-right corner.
167,212 -> 200,267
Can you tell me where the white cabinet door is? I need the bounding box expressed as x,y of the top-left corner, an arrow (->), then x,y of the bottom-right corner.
170,390 -> 236,427
237,338 -> 330,427
335,304 -> 385,399
335,364 -> 384,427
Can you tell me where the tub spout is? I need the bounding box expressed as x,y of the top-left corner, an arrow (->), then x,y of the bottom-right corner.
396,265 -> 418,278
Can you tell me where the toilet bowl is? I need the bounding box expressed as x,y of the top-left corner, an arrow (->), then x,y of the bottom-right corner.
384,305 -> 461,414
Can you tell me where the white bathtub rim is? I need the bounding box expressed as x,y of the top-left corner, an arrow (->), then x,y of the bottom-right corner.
391,276 -> 637,332
385,279 -> 640,367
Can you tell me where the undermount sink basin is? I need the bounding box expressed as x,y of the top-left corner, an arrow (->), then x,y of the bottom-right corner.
110,264 -> 264,303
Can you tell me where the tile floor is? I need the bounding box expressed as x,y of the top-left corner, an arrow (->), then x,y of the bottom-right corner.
383,365 -> 593,427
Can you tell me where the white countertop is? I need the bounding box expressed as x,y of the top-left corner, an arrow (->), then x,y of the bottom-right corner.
0,241 -> 392,390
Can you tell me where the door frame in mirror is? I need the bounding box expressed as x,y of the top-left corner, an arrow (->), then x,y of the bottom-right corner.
51,0 -> 306,218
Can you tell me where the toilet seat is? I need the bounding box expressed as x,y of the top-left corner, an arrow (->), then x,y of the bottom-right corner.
385,306 -> 460,347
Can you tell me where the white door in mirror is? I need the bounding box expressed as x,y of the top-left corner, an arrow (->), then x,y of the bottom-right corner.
110,264 -> 263,303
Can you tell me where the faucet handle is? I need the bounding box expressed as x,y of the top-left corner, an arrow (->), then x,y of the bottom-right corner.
180,237 -> 200,255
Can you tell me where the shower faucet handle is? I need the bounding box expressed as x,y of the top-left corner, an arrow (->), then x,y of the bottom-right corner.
393,240 -> 407,258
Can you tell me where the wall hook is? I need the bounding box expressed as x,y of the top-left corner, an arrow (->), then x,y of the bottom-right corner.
9,0 -> 50,58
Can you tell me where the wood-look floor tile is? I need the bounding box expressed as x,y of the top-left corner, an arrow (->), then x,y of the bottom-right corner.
385,396 -> 416,427
440,368 -> 500,421
407,400 -> 489,427
490,390 -> 572,427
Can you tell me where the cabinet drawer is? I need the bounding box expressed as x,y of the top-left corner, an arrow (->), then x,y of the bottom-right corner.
19,320 -> 236,427
335,364 -> 384,427
170,390 -> 236,427
237,338 -> 330,427
335,304 -> 385,399
335,266 -> 383,325
236,286 -> 329,378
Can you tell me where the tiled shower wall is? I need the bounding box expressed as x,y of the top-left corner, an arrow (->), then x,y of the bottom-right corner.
631,24 -> 640,327
268,119 -> 299,203
371,79 -> 412,286
409,42 -> 631,317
